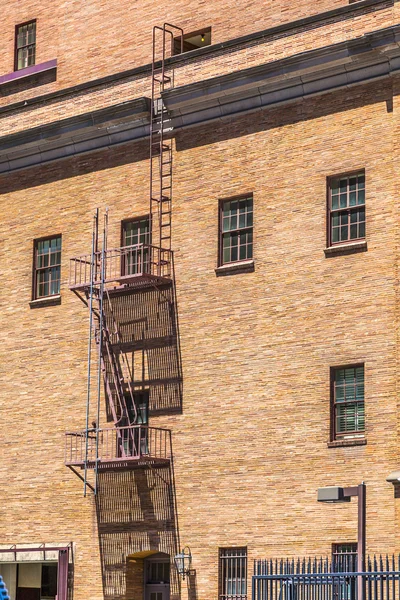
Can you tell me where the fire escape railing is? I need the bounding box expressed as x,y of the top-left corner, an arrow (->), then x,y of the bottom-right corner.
65,425 -> 171,467
69,243 -> 172,289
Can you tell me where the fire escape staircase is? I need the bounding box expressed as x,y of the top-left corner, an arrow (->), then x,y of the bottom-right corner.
65,24 -> 182,493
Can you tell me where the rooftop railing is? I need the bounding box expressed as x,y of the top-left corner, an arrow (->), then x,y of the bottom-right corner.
69,243 -> 172,289
65,425 -> 171,470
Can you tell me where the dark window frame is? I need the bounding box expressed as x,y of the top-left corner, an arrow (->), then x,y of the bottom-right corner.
120,216 -> 151,277
218,194 -> 254,267
330,364 -> 365,441
332,544 -> 357,600
121,215 -> 151,247
32,234 -> 62,300
327,170 -> 366,247
219,547 -> 248,600
14,20 -> 37,71
172,27 -> 212,55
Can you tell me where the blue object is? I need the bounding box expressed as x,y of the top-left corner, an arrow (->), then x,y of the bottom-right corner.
0,575 -> 10,600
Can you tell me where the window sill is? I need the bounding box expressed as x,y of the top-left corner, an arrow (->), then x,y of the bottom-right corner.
327,438 -> 367,448
215,259 -> 255,276
0,60 -> 57,96
29,294 -> 61,308
0,59 -> 57,86
324,240 -> 367,256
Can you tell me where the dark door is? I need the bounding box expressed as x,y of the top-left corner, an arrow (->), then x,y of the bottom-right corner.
123,390 -> 149,456
145,558 -> 170,600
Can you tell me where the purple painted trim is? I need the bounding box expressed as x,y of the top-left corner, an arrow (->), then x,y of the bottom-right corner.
0,546 -> 69,553
0,59 -> 57,86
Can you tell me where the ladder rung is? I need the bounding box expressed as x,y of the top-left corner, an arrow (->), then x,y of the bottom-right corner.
153,76 -> 171,84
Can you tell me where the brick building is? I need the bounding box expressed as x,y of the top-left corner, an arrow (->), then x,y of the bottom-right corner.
0,0 -> 400,599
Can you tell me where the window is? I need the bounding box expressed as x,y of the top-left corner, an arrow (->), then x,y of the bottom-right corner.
122,391 -> 149,456
33,236 -> 62,299
121,217 -> 150,276
219,196 -> 253,265
328,172 -> 365,246
15,21 -> 36,71
332,544 -> 357,600
41,563 -> 58,598
146,560 -> 170,584
173,28 -> 211,55
219,548 -> 247,600
122,217 -> 150,247
331,365 -> 365,440
332,544 -> 357,572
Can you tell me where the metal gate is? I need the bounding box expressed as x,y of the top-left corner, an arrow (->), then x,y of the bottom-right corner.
252,556 -> 400,600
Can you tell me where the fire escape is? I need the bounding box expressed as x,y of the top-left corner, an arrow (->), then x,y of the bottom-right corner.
65,24 -> 183,495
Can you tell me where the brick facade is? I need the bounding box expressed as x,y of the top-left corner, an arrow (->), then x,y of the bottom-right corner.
0,1 -> 399,600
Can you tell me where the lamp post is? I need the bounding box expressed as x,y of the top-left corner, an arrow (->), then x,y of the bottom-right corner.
317,483 -> 366,600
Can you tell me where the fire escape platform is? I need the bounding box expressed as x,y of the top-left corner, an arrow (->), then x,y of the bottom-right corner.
66,457 -> 171,472
65,425 -> 171,472
69,243 -> 173,293
69,272 -> 171,293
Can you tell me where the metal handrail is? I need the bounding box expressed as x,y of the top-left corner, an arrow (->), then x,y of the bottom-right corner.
69,243 -> 173,288
65,425 -> 171,466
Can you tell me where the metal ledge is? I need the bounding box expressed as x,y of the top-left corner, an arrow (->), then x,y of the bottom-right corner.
0,97 -> 151,174
1,25 -> 400,173
163,25 -> 400,130
0,0 -> 391,118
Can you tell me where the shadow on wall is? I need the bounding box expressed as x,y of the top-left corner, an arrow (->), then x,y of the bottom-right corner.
175,79 -> 395,152
103,281 -> 183,420
96,465 -> 181,600
0,138 -> 149,194
187,570 -> 198,600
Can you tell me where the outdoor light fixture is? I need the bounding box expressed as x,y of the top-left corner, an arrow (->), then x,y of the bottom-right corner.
386,471 -> 400,485
201,33 -> 205,42
174,546 -> 192,580
317,486 -> 351,503
317,483 -> 366,599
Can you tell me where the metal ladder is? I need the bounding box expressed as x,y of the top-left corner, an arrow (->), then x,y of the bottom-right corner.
150,24 -> 183,252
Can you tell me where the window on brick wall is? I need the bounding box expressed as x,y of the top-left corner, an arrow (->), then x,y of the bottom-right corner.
219,547 -> 247,600
328,172 -> 365,247
173,28 -> 211,55
15,20 -> 36,71
332,544 -> 357,600
121,217 -> 151,276
332,543 -> 358,572
33,235 -> 62,299
219,196 -> 253,265
331,365 -> 365,440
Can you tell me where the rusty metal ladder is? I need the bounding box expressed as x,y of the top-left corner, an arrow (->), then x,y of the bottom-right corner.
150,24 -> 183,253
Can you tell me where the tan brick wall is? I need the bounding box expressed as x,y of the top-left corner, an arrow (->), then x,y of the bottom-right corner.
0,1 -> 394,125
0,4 -> 399,600
0,0 -> 355,93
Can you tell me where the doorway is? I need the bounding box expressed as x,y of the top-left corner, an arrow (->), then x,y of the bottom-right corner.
144,555 -> 170,600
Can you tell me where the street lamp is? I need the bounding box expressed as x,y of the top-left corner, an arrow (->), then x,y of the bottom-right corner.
317,483 -> 366,600
174,547 -> 192,580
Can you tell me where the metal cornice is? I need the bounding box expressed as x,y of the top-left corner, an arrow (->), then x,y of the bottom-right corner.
162,25 -> 400,129
0,25 -> 399,173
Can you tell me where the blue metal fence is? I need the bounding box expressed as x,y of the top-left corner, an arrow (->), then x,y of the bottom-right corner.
253,556 -> 400,600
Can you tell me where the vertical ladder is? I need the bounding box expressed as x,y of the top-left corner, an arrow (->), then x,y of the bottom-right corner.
150,24 -> 183,253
